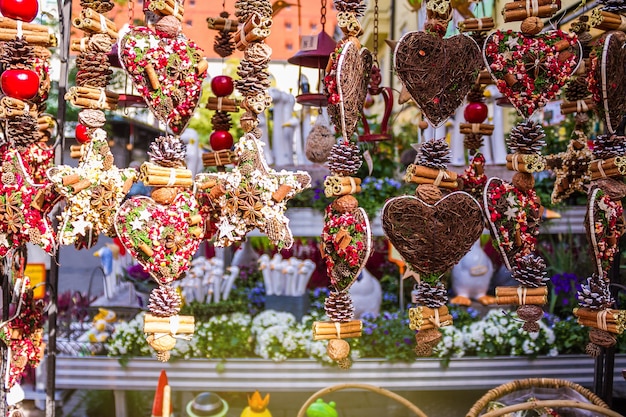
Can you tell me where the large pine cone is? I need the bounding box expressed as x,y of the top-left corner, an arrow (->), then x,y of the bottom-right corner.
592,134 -> 626,160
0,38 -> 35,68
148,135 -> 187,167
464,133 -> 484,151
234,0 -> 272,23
148,285 -> 182,317
600,0 -> 626,13
466,86 -> 485,104
511,254 -> 549,288
324,291 -> 355,322
415,138 -> 451,170
577,275 -> 614,309
327,142 -> 362,176
564,76 -> 590,102
507,120 -> 546,154
7,114 -> 39,150
235,59 -> 271,96
414,281 -> 447,308
334,0 -> 366,17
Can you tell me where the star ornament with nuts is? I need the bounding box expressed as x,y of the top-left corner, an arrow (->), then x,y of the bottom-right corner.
196,132 -> 311,248
47,129 -> 137,249
0,149 -> 57,257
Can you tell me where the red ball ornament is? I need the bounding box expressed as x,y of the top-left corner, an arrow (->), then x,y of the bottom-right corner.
464,101 -> 488,124
75,124 -> 91,144
1,69 -> 39,100
210,75 -> 234,97
0,0 -> 39,22
210,130 -> 233,151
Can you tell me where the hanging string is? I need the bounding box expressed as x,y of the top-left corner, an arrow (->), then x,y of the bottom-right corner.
373,0 -> 379,66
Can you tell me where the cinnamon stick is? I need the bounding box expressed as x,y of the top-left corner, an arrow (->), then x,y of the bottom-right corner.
0,17 -> 50,33
406,176 -> 458,189
272,184 -> 292,203
207,17 -> 238,32
458,17 -> 494,32
313,324 -> 362,335
503,4 -> 559,22
560,98 -> 595,115
459,123 -> 494,135
504,0 -> 559,11
138,242 -> 154,257
202,150 -> 238,167
405,164 -> 458,181
62,174 -> 80,186
496,286 -> 547,297
72,179 -> 92,194
80,8 -> 117,31
496,295 -> 547,305
144,314 -> 195,334
206,97 -> 240,112
72,17 -> 118,38
574,307 -> 625,322
313,332 -> 362,340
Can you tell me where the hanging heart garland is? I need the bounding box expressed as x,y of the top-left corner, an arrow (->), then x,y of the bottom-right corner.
394,31 -> 483,127
118,17 -> 207,134
484,29 -> 581,118
585,186 -> 624,278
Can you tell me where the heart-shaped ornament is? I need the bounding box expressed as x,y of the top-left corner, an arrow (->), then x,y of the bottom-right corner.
327,38 -> 372,141
321,205 -> 372,292
394,32 -> 483,127
484,30 -> 581,118
115,192 -> 204,285
118,25 -> 205,135
592,31 -> 626,134
381,192 -> 484,275
585,187 -> 624,277
483,177 -> 542,270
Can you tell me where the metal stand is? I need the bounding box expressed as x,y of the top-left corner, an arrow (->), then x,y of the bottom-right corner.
1,272 -> 9,417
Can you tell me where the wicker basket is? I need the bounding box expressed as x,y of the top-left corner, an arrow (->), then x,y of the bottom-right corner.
295,383 -> 429,417
466,378 -> 621,417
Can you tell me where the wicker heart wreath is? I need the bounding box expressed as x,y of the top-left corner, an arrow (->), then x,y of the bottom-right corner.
381,192 -> 484,275
394,32 -> 483,127
326,37 -> 373,140
585,186 -> 624,277
483,177 -> 542,270
588,31 -> 626,134
118,19 -> 206,134
484,30 -> 581,118
115,192 -> 204,285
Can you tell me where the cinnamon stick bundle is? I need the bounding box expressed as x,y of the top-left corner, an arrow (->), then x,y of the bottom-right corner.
505,153 -> 546,173
70,144 -> 85,159
206,97 -> 240,112
477,70 -> 494,85
0,17 -> 50,33
72,16 -> 118,38
404,164 -> 458,189
590,9 -> 626,32
503,3 -> 559,22
337,11 -> 362,36
148,0 -> 185,21
590,157 -> 626,180
80,8 -> 117,31
0,97 -> 38,118
234,14 -> 271,50
324,175 -> 362,197
144,313 -> 195,335
504,0 -> 559,11
272,184 -> 292,203
65,86 -> 118,110
408,305 -> 451,330
140,162 -> 193,187
458,17 -> 495,32
459,123 -> 494,135
560,98 -> 595,115
202,150 -> 238,167
496,286 -> 547,305
0,27 -> 55,46
196,176 -> 218,190
207,16 -> 238,32
312,320 -> 362,340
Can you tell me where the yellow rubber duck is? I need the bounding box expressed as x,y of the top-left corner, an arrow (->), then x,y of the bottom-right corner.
240,391 -> 271,417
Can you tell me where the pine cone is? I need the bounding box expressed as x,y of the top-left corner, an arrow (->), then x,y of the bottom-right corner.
148,135 -> 187,167
6,114 -> 39,150
414,281 -> 447,308
148,285 -> 182,317
211,111 -> 232,131
334,0 -> 366,17
600,0 -> 626,13
0,38 -> 35,68
234,0 -> 272,23
327,142 -> 362,176
507,120 -> 546,154
415,138 -> 451,170
592,134 -> 626,160
511,254 -> 549,288
80,0 -> 114,13
214,29 -> 235,58
235,59 -> 271,96
577,274 -> 614,309
464,133 -> 484,151
564,76 -> 590,102
466,86 -> 485,103
324,291 -> 355,322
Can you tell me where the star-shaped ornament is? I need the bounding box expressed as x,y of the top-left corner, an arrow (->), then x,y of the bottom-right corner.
0,149 -> 57,257
505,36 -> 520,50
504,205 -> 519,221
48,129 -> 136,249
195,133 -> 311,248
546,132 -> 592,204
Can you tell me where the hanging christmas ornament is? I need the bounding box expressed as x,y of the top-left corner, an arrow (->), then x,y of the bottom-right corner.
545,128 -> 592,204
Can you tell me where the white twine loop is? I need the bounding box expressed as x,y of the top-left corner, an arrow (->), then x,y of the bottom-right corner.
526,0 -> 539,16
167,168 -> 176,186
576,99 -> 589,113
597,160 -> 607,178
334,321 -> 341,339
170,315 -> 180,335
99,14 -> 107,33
517,286 -> 528,305
597,309 -> 608,331
224,19 -> 232,31
217,97 -> 223,112
16,21 -> 23,39
97,89 -> 107,108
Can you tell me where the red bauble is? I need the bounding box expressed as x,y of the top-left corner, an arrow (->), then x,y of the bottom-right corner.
464,101 -> 489,124
210,130 -> 234,151
75,124 -> 91,144
210,75 -> 234,97
1,69 -> 39,100
0,0 -> 39,22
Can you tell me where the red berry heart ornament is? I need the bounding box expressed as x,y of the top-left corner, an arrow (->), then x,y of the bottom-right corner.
326,38 -> 373,141
586,186 -> 624,277
483,177 -> 542,270
115,192 -> 204,285
484,30 -> 581,118
118,20 -> 207,135
394,32 -> 483,127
